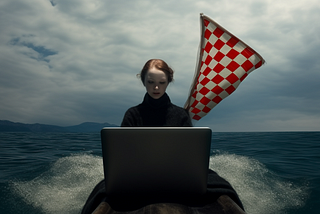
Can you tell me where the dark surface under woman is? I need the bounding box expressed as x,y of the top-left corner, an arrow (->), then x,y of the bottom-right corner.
81,170 -> 244,213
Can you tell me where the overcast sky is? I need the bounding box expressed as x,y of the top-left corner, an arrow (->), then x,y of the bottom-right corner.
1,0 -> 319,131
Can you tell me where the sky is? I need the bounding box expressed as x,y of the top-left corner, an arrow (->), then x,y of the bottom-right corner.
1,0 -> 320,132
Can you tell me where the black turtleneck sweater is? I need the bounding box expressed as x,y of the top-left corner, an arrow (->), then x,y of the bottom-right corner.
121,93 -> 192,127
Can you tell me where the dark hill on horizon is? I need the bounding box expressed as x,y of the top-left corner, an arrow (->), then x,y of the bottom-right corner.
0,120 -> 118,132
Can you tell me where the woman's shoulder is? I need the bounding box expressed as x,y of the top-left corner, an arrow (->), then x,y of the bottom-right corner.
167,103 -> 193,126
121,104 -> 144,127
124,104 -> 140,115
168,103 -> 191,117
123,102 -> 149,119
170,103 -> 188,111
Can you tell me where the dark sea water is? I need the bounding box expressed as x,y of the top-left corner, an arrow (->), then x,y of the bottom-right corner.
0,132 -> 319,214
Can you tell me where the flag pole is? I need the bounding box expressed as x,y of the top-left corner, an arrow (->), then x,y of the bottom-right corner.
184,13 -> 205,110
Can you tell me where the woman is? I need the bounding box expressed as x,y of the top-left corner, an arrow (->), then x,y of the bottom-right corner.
121,59 -> 192,127
81,60 -> 244,214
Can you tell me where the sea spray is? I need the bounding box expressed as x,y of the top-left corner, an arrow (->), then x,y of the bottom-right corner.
12,154 -> 104,214
209,152 -> 309,214
11,152 -> 309,214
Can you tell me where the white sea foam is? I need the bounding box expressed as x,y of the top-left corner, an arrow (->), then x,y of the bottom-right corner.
12,153 -> 308,214
209,153 -> 309,214
12,154 -> 104,214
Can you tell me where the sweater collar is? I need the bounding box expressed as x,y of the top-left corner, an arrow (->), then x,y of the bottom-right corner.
143,93 -> 171,109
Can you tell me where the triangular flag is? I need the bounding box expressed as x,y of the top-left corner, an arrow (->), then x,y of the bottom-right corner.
185,13 -> 265,121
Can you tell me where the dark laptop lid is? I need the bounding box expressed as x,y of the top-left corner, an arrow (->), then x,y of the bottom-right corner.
100,127 -> 212,197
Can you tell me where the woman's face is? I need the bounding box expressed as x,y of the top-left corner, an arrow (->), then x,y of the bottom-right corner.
144,67 -> 169,99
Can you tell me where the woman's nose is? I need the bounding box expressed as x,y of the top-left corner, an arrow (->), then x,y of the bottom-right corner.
155,85 -> 159,90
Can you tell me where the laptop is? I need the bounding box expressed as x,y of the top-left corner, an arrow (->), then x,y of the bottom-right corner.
100,127 -> 212,198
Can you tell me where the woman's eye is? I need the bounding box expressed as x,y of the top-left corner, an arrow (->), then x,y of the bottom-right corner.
148,81 -> 154,84
160,82 -> 166,84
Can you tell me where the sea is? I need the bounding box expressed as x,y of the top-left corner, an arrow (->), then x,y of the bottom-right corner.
0,131 -> 319,214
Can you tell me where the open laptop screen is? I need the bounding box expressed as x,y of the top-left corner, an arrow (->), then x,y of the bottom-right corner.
101,127 -> 212,197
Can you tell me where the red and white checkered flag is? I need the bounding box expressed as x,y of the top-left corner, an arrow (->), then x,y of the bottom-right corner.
185,14 -> 265,121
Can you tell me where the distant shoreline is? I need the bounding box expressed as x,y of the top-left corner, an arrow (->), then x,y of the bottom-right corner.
0,120 -> 118,133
